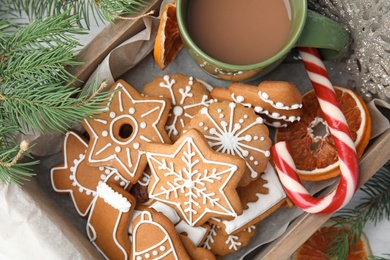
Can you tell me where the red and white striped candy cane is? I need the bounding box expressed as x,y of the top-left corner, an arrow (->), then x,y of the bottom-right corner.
271,47 -> 359,214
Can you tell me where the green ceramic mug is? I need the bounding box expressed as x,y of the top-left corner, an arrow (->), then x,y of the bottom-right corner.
176,0 -> 350,81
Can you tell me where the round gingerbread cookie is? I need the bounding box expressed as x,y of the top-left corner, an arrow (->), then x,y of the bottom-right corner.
210,81 -> 303,128
142,74 -> 214,142
186,101 -> 272,187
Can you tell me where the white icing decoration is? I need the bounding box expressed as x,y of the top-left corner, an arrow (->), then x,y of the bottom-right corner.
50,132 -> 130,217
216,163 -> 286,235
96,181 -> 131,212
150,201 -> 181,224
146,135 -> 239,226
158,75 -> 213,138
149,201 -> 208,246
175,220 -> 208,247
86,182 -> 132,259
202,224 -> 217,250
83,82 -> 169,180
132,211 -> 179,260
231,91 -> 302,128
226,234 -> 242,250
258,91 -> 302,110
200,103 -> 271,179
137,172 -> 151,186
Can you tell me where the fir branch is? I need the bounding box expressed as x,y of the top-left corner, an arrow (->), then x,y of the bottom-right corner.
0,126 -> 37,184
2,0 -> 148,29
327,161 -> 390,259
0,10 -> 85,60
1,80 -> 111,134
0,8 -> 114,185
0,9 -> 112,134
0,159 -> 38,185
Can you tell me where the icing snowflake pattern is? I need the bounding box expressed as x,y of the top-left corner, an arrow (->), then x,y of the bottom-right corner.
146,133 -> 241,226
198,102 -> 271,180
158,75 -> 212,140
83,80 -> 170,183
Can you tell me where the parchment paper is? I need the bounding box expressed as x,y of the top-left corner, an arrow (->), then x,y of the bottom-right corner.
2,0 -> 390,259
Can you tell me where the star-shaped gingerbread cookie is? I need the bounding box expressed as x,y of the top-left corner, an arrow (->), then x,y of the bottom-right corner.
83,80 -> 171,184
144,129 -> 245,227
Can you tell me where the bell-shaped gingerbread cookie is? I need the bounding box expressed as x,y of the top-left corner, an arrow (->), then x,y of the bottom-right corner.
132,209 -> 191,260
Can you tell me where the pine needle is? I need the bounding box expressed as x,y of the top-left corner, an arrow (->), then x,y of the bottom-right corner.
327,161 -> 390,258
2,0 -> 148,29
0,126 -> 38,184
0,6 -> 116,184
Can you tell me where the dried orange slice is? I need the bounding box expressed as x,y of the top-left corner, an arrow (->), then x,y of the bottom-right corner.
154,2 -> 183,70
275,86 -> 371,181
291,225 -> 371,260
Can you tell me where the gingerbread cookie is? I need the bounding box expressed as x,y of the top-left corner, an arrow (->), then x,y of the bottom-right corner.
86,182 -> 135,260
186,101 -> 272,187
83,79 -> 171,184
179,234 -> 216,260
142,74 -> 214,142
202,224 -> 257,257
143,128 -> 245,226
210,81 -> 303,128
135,199 -> 211,247
210,163 -> 287,235
51,131 -> 130,217
130,170 -> 151,204
131,208 -> 191,260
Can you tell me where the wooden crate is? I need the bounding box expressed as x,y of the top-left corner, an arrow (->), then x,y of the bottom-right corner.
68,1 -> 390,258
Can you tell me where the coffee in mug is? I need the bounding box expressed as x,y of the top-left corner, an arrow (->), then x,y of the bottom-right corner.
187,0 -> 292,65
176,0 -> 350,81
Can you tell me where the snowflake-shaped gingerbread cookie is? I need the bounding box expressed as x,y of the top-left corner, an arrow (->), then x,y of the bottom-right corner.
144,129 -> 246,227
83,80 -> 171,184
142,74 -> 214,142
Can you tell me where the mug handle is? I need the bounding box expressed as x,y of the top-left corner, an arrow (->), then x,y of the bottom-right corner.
285,10 -> 350,62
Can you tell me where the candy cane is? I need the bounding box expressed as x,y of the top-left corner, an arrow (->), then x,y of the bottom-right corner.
271,47 -> 359,214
